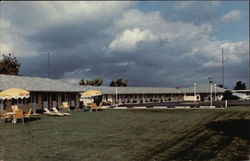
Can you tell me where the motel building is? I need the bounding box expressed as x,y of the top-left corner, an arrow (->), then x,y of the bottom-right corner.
81,84 -> 226,105
0,74 -> 227,111
0,74 -> 82,112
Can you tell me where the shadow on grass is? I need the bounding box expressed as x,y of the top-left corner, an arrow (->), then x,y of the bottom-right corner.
19,117 -> 41,123
206,119 -> 250,140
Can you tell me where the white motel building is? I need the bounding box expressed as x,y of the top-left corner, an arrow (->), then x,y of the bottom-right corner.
0,74 -> 227,110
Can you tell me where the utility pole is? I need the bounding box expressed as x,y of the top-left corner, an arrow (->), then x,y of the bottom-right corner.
115,86 -> 118,107
249,43 -> 250,89
210,83 -> 213,107
214,84 -> 217,101
48,52 -> 50,78
193,83 -> 197,103
222,48 -> 224,87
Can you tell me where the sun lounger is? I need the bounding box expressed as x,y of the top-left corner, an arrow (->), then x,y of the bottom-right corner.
11,105 -> 18,112
14,109 -> 24,124
24,108 -> 32,118
43,108 -> 63,116
0,112 -> 13,123
52,107 -> 70,116
61,102 -> 70,111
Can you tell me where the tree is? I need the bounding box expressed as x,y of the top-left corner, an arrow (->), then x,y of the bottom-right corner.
222,90 -> 239,100
218,84 -> 224,88
93,78 -> 103,86
79,78 -> 103,86
0,54 -> 21,75
109,80 -> 116,87
234,81 -> 246,90
109,78 -> 128,87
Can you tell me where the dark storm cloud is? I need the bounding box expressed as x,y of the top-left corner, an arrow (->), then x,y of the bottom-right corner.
27,20 -> 110,52
161,1 -> 220,25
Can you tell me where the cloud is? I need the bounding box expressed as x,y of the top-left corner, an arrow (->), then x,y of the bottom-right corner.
108,28 -> 157,51
0,1 -> 133,57
1,2 -> 248,88
221,10 -> 242,23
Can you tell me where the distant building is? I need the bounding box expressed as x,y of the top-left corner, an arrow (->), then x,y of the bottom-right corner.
81,84 -> 226,105
232,90 -> 250,100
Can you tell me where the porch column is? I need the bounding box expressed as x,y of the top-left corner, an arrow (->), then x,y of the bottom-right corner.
76,94 -> 79,109
58,93 -> 62,108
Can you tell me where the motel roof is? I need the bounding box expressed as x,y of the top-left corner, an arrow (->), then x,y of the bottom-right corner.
81,86 -> 181,94
80,84 -> 227,95
0,74 -> 227,94
180,84 -> 227,94
0,74 -> 82,92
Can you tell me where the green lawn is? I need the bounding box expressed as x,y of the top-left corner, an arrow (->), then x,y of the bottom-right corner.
0,107 -> 250,161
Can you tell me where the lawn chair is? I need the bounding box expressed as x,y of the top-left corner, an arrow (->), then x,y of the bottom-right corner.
97,102 -> 103,111
52,107 -> 70,116
61,102 -> 70,112
43,108 -> 62,116
24,108 -> 32,118
11,105 -> 18,112
90,103 -> 97,112
0,112 -> 13,123
14,109 -> 24,124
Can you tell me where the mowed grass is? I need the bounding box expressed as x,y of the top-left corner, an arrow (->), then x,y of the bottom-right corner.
0,107 -> 249,161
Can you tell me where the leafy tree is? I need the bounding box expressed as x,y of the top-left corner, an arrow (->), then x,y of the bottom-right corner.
109,78 -> 128,87
222,90 -> 239,100
0,54 -> 21,75
234,81 -> 246,90
79,78 -> 103,86
93,78 -> 103,86
218,84 -> 224,88
109,80 -> 116,87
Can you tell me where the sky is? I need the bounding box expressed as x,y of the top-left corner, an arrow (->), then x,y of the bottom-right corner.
0,1 -> 249,89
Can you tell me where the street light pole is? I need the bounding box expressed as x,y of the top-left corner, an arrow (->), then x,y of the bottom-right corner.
48,52 -> 50,78
115,86 -> 118,107
221,48 -> 224,87
214,84 -> 217,101
193,83 -> 197,103
210,83 -> 213,107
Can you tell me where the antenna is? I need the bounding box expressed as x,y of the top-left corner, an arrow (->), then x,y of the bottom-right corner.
222,48 -> 224,87
249,44 -> 250,89
48,52 -> 50,78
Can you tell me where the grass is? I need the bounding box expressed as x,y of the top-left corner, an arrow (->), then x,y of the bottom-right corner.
0,106 -> 249,161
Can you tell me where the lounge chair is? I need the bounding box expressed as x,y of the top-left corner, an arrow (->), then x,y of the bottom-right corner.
60,102 -> 70,112
11,105 -> 18,112
14,109 -> 24,124
0,112 -> 13,123
90,103 -> 97,112
97,102 -> 102,111
43,108 -> 63,116
52,107 -> 70,116
24,108 -> 32,118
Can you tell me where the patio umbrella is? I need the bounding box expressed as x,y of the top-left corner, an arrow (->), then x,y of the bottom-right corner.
80,90 -> 102,101
0,88 -> 30,100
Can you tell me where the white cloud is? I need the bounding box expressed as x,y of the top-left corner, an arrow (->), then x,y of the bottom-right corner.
109,28 -> 157,51
220,40 -> 249,63
221,10 -> 242,23
108,8 -> 248,72
109,9 -> 215,53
